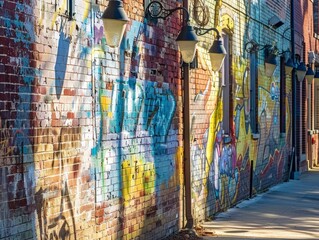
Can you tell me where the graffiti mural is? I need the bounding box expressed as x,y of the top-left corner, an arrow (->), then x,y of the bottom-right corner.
0,0 -> 293,239
91,18 -> 180,237
0,1 -> 38,238
191,51 -> 291,219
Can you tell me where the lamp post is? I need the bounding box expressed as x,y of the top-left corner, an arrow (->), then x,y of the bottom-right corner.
145,0 -> 227,228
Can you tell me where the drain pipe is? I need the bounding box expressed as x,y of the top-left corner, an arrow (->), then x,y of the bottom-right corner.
291,0 -> 297,177
183,61 -> 193,228
182,0 -> 193,229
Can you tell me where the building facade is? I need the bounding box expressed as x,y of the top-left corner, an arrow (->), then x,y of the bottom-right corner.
0,0 -> 315,239
293,0 -> 319,171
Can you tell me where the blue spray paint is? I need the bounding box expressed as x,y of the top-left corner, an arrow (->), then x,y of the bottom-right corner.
55,30 -> 71,99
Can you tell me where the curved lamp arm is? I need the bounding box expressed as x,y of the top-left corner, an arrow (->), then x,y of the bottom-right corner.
194,27 -> 221,39
244,40 -> 279,77
244,40 -> 260,53
146,1 -> 190,22
282,27 -> 304,42
244,40 -> 278,54
145,1 -> 198,63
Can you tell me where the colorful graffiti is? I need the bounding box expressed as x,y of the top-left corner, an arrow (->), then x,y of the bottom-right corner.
10,1 -> 180,238
191,51 -> 291,218
0,0 -> 294,239
0,1 -> 38,238
91,18 -> 179,238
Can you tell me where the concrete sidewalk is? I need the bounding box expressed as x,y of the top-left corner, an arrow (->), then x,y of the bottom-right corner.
199,168 -> 319,240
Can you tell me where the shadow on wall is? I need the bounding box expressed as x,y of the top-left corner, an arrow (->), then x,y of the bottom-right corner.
55,23 -> 71,100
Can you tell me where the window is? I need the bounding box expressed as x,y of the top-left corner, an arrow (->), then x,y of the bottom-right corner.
280,56 -> 286,133
315,85 -> 319,129
314,0 -> 319,36
302,79 -> 307,154
308,82 -> 313,130
221,32 -> 232,136
250,50 -> 258,134
67,0 -> 75,20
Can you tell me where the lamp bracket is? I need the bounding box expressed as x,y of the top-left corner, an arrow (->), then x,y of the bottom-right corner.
146,1 -> 190,22
244,40 -> 279,55
244,40 -> 260,53
193,27 -> 221,39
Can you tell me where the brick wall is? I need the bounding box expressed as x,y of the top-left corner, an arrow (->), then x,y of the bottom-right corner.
0,0 -> 294,239
0,0 -> 183,239
294,0 -> 319,171
189,0 -> 292,224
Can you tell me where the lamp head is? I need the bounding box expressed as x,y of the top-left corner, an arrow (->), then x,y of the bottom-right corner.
176,25 -> 199,63
264,53 -> 277,77
296,62 -> 307,82
284,57 -> 295,75
102,0 -> 129,48
305,64 -> 315,82
209,39 -> 227,72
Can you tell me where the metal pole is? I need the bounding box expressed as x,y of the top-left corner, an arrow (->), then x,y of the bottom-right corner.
291,0 -> 298,177
183,62 -> 193,228
183,0 -> 193,229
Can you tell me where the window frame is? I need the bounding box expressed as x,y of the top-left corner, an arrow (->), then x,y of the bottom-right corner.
314,0 -> 319,37
250,50 -> 259,136
280,56 -> 286,134
67,0 -> 75,20
221,31 -> 233,138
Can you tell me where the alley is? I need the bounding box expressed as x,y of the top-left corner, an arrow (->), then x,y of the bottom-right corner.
199,168 -> 319,239
2,0 -> 319,239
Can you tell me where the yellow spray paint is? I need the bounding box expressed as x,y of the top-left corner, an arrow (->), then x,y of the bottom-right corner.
121,156 -> 155,206
100,96 -> 111,112
50,0 -> 89,35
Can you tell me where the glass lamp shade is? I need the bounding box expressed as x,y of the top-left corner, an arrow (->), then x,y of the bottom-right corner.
296,62 -> 307,82
285,65 -> 294,75
264,54 -> 277,77
284,57 -> 294,76
176,25 -> 199,63
209,40 -> 227,72
102,0 -> 129,47
305,65 -> 315,82
177,41 -> 198,63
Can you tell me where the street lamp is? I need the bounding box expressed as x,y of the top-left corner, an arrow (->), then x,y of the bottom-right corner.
284,55 -> 295,75
264,49 -> 278,77
244,41 -> 278,77
145,1 -> 227,229
194,27 -> 227,72
101,0 -> 129,47
175,25 -> 199,63
305,64 -> 315,82
281,28 -> 306,82
146,1 -> 227,68
146,1 -> 198,63
296,61 -> 307,81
